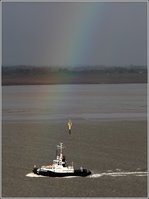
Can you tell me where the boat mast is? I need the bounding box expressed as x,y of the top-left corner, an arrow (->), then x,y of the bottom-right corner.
57,143 -> 64,159
59,143 -> 63,156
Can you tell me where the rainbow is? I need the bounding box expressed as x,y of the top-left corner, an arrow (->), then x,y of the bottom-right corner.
60,3 -> 104,67
41,3 -> 104,119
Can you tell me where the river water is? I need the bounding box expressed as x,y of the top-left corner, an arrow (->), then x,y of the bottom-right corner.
2,84 -> 147,197
2,84 -> 147,122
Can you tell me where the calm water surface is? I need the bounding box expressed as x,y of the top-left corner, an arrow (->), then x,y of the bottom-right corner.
2,84 -> 147,121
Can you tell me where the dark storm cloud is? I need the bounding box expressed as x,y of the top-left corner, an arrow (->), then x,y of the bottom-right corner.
2,2 -> 147,66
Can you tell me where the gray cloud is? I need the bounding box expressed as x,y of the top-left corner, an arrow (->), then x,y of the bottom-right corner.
2,2 -> 147,66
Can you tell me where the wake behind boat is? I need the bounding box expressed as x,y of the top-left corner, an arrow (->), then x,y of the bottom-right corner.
33,143 -> 91,177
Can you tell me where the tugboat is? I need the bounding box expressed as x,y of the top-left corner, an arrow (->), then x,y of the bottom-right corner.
33,143 -> 91,177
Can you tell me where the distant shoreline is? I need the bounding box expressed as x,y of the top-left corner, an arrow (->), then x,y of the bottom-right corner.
2,66 -> 147,85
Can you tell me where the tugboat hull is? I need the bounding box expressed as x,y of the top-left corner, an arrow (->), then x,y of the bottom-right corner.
33,167 -> 91,177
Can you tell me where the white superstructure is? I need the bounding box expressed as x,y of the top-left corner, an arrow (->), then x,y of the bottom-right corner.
36,143 -> 74,174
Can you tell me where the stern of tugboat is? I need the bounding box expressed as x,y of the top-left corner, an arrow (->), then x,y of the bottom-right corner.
74,168 -> 91,176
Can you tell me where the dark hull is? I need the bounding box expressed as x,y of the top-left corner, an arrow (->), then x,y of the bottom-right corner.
33,167 -> 91,177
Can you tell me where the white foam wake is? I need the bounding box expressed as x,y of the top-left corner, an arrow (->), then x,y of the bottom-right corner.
89,171 -> 147,178
26,171 -> 147,178
63,176 -> 78,178
26,172 -> 47,177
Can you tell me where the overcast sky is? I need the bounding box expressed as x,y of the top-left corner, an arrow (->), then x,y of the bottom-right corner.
2,2 -> 147,67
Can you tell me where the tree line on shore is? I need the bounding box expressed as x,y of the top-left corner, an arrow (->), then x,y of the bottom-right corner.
2,65 -> 147,76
